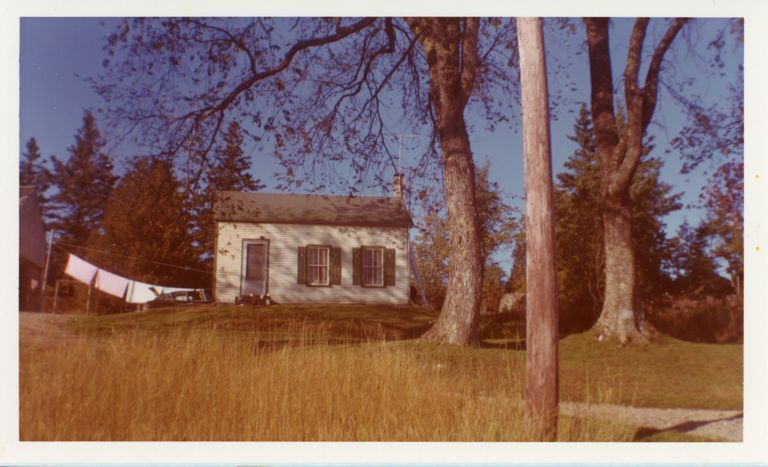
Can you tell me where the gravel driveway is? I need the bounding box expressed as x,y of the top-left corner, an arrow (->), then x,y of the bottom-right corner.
561,401 -> 743,441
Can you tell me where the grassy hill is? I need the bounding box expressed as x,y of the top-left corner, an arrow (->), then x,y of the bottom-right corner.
19,303 -> 742,440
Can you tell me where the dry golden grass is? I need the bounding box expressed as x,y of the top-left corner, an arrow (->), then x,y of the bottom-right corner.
20,326 -> 633,441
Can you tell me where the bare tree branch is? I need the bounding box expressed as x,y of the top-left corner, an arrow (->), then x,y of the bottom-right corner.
641,18 -> 689,131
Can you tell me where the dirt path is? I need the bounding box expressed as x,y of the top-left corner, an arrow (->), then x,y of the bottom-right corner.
561,401 -> 743,441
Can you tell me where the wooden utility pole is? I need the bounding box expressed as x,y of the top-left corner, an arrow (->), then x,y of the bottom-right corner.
517,17 -> 559,441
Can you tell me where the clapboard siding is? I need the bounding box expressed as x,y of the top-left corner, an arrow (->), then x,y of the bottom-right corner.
215,222 -> 409,304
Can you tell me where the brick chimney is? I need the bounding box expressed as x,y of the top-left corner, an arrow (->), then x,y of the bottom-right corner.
392,173 -> 404,200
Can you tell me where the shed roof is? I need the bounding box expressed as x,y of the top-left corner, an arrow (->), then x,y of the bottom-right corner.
214,191 -> 413,228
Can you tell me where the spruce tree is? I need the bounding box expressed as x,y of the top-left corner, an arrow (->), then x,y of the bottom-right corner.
89,157 -> 206,288
20,137 -> 51,218
554,105 -> 604,330
48,111 -> 117,247
194,121 -> 264,265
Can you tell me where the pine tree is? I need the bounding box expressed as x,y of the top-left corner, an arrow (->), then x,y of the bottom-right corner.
667,221 -> 731,297
20,137 -> 51,218
193,121 -> 264,264
88,157 -> 206,288
48,111 -> 117,247
554,105 -> 604,330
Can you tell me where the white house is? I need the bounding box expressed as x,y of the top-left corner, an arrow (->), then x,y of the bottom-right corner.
213,176 -> 412,304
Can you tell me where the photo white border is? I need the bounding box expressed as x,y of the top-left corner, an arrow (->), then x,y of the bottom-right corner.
2,0 -> 766,464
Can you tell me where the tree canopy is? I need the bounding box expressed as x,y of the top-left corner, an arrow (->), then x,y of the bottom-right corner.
95,18 -> 519,194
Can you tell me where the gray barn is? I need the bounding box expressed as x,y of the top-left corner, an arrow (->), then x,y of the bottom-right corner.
19,186 -> 47,311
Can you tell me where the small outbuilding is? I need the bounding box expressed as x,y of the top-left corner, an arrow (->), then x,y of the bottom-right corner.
213,176 -> 413,304
19,186 -> 47,311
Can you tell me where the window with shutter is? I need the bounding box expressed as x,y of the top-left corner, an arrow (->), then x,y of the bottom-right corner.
307,246 -> 330,286
330,247 -> 342,285
362,247 -> 384,287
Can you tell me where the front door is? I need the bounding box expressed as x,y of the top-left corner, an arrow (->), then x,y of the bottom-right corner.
242,239 -> 268,296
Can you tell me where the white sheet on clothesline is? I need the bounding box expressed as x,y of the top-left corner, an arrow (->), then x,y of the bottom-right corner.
62,253 -> 198,305
64,253 -> 98,284
95,268 -> 131,298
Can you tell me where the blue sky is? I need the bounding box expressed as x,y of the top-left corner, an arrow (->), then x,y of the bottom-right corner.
19,17 -> 743,272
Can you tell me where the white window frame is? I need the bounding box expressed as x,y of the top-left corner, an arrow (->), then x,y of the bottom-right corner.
363,247 -> 384,287
307,246 -> 330,286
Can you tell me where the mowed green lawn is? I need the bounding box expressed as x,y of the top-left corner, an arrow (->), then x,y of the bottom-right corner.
65,303 -> 743,411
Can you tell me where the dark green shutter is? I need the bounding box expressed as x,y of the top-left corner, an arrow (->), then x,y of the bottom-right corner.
384,248 -> 396,286
297,246 -> 307,285
331,246 -> 342,285
352,247 -> 362,286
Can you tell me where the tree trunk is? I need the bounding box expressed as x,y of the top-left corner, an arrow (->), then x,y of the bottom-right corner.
593,190 -> 643,343
408,18 -> 483,345
583,17 -> 686,343
517,16 -> 559,441
421,129 -> 483,344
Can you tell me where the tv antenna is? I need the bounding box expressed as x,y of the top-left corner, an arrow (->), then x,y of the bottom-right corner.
395,133 -> 420,174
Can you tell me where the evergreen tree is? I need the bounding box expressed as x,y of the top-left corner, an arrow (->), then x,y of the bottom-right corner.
554,105 -> 603,329
701,163 -> 743,298
19,137 -> 51,217
193,121 -> 264,264
48,111 -> 117,247
667,220 -> 731,297
88,157 -> 206,288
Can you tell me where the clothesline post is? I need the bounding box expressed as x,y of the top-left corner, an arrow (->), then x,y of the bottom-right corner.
42,229 -> 55,313
86,275 -> 94,316
52,280 -> 60,315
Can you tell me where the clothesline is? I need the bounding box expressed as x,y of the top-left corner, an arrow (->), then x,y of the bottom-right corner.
54,241 -> 212,275
63,252 -> 205,304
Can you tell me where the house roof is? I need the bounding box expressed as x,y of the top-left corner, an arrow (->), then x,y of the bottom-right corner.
214,191 -> 413,228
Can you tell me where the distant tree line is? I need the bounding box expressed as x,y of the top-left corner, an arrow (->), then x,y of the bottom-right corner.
20,111 -> 262,310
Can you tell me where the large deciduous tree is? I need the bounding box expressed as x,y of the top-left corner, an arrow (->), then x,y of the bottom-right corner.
583,18 -> 687,343
412,161 -> 516,312
555,104 -> 682,333
404,18 -> 483,344
97,17 -> 519,346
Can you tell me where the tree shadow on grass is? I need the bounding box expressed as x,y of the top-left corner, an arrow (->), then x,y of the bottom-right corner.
479,339 -> 526,350
632,412 -> 743,441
